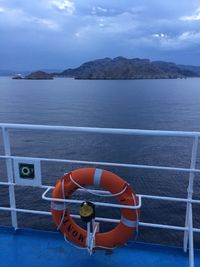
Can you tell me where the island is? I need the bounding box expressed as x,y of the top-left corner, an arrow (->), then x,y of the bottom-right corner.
24,71 -> 53,80
12,74 -> 24,79
10,57 -> 200,80
55,57 -> 200,80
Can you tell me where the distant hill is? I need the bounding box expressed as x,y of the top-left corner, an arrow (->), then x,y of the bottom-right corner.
55,57 -> 200,80
178,65 -> 200,76
0,69 -> 62,77
25,71 -> 53,80
3,58 -> 200,80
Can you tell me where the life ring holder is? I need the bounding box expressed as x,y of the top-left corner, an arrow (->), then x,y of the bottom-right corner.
42,168 -> 141,251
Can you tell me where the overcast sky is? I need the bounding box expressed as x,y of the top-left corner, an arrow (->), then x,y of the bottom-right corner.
0,0 -> 200,70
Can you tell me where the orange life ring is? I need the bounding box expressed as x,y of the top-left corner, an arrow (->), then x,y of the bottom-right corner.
51,168 -> 139,249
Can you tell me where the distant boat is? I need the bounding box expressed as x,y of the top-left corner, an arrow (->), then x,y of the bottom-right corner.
12,74 -> 24,79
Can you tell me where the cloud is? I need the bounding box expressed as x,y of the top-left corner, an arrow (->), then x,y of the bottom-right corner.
178,31 -> 200,44
51,0 -> 75,14
30,17 -> 60,30
0,6 -> 5,12
150,30 -> 200,51
91,6 -> 108,15
1,0 -> 200,69
180,7 -> 200,21
74,10 -> 139,41
152,33 -> 168,39
0,5 -> 60,31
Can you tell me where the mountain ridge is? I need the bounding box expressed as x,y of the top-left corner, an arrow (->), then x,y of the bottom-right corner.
55,57 -> 200,80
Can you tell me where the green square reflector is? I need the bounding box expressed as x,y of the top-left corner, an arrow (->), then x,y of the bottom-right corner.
19,163 -> 35,179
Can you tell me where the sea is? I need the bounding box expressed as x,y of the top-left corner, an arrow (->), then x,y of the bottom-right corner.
0,76 -> 200,247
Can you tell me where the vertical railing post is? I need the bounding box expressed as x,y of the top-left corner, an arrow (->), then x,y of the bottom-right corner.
2,127 -> 18,229
188,203 -> 194,267
183,136 -> 198,266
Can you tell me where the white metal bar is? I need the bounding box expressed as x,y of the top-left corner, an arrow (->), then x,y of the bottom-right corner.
1,123 -> 200,137
0,207 -> 190,231
42,187 -> 142,210
0,206 -> 120,222
0,181 -> 54,190
2,127 -> 18,229
0,206 -> 51,216
1,181 -> 200,208
1,182 -> 200,204
139,194 -> 200,204
0,181 -> 16,186
183,137 -> 198,252
139,222 -> 188,231
2,206 -> 200,233
1,155 -> 200,174
43,184 -> 200,204
188,204 -> 194,267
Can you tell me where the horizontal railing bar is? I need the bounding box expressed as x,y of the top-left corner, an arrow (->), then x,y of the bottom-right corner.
43,187 -> 200,206
42,187 -> 142,210
1,181 -> 200,204
139,222 -> 187,231
0,181 -> 15,186
139,223 -> 200,233
1,206 -> 200,232
1,155 -> 200,173
140,194 -> 200,204
0,181 -> 54,189
0,207 -> 120,223
0,207 -> 51,216
1,123 -> 200,137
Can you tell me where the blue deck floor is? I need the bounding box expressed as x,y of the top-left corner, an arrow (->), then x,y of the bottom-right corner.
0,227 -> 200,267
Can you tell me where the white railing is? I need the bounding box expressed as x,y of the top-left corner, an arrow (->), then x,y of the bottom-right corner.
0,123 -> 200,267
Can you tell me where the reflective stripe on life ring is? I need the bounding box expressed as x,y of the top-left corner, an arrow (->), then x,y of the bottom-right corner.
93,168 -> 103,186
51,168 -> 139,249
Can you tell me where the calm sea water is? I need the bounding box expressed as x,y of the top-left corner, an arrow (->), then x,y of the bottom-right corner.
0,77 -> 200,247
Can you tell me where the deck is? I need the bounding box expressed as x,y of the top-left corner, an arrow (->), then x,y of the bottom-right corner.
1,227 -> 200,267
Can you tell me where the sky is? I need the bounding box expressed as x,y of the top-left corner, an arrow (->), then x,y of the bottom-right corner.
0,0 -> 200,70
